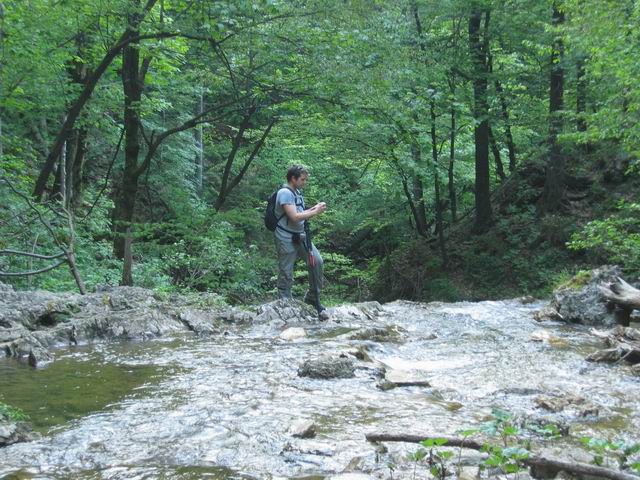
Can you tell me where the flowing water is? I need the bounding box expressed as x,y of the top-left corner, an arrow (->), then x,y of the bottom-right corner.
1,300 -> 639,479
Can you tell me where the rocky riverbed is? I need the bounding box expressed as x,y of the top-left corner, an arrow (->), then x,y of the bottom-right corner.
1,280 -> 640,479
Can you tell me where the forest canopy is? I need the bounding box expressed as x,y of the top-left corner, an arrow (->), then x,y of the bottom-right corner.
1,0 -> 639,303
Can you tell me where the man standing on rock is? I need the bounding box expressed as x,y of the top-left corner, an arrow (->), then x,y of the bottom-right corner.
273,165 -> 328,317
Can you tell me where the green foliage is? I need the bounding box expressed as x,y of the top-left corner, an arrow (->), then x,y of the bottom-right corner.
409,438 -> 452,480
453,411 -> 636,477
0,402 -> 30,422
1,0 -> 639,306
568,202 -> 640,274
580,437 -> 640,470
137,209 -> 276,303
554,269 -> 593,291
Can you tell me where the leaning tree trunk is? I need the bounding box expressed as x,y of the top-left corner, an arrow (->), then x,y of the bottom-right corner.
32,0 -> 159,200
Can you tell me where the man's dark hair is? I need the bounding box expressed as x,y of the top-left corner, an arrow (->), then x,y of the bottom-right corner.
287,165 -> 309,181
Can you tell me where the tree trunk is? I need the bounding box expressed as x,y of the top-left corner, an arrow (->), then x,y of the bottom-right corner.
60,136 -> 67,206
540,1 -> 566,213
409,0 -> 432,239
65,132 -> 77,208
213,113 -> 276,212
121,227 -> 133,286
400,174 -> 431,240
576,53 -> 587,133
410,141 -> 430,237
195,89 -> 204,195
496,79 -> 517,173
469,7 -> 492,232
489,51 -> 517,173
70,127 -> 88,209
430,98 -> 448,267
113,2 -> 144,259
213,108 -> 254,211
448,96 -> 457,224
488,123 -> 506,181
67,33 -> 90,210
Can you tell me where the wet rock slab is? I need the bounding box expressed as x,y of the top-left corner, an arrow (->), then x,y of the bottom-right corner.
0,285 -> 387,367
343,325 -> 407,343
254,299 -> 317,325
0,284 -> 248,365
535,393 -> 599,417
377,369 -> 431,391
324,302 -> 383,322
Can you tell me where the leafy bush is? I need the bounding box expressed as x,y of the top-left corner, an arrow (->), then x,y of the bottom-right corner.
0,402 -> 29,422
568,201 -> 640,274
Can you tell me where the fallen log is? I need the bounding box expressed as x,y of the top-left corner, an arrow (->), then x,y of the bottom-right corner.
599,277 -> 640,310
365,433 -> 640,480
366,433 -> 484,450
588,327 -> 640,364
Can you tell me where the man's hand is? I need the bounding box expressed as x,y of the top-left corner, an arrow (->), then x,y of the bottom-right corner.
313,202 -> 327,215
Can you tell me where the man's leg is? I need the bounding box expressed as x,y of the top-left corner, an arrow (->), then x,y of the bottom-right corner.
275,237 -> 298,299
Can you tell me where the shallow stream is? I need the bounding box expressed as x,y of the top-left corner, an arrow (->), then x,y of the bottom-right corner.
1,300 -> 638,479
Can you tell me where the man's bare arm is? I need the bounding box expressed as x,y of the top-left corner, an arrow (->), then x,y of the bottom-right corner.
283,202 -> 327,223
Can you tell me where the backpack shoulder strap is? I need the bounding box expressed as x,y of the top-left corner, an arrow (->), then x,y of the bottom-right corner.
276,186 -> 302,230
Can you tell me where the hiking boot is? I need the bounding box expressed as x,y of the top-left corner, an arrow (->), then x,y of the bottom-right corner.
303,295 -> 328,318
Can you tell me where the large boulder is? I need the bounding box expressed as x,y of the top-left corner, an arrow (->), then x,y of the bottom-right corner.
298,355 -> 356,379
540,266 -> 630,327
0,407 -> 39,448
0,420 -> 39,447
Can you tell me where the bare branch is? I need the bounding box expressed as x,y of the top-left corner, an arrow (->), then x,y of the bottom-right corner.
0,250 -> 66,260
0,259 -> 68,277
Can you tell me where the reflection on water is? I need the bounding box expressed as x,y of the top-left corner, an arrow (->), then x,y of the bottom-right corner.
1,299 -> 639,479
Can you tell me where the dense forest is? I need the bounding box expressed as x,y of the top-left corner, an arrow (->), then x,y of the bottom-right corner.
1,0 -> 639,305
